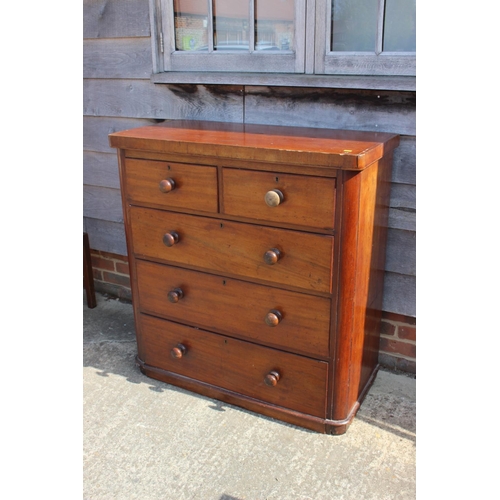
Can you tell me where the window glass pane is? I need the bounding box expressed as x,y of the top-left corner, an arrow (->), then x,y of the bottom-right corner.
174,0 -> 209,51
213,0 -> 250,50
331,0 -> 378,52
255,0 -> 295,51
384,0 -> 416,52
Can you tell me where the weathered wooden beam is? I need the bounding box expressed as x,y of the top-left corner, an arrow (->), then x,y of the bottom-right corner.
83,38 -> 152,78
83,151 -> 120,189
84,218 -> 127,256
83,186 -> 123,223
386,229 -> 416,276
151,72 -> 416,92
83,80 -> 245,122
83,0 -> 150,39
383,272 -> 416,317
388,208 -> 415,232
83,116 -> 160,153
244,86 -> 416,136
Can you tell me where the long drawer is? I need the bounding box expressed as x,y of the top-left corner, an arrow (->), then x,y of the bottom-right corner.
222,168 -> 336,229
139,314 -> 328,418
129,207 -> 334,293
136,260 -> 331,357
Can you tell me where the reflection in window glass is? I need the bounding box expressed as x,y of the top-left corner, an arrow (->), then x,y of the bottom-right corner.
331,0 -> 378,52
255,0 -> 295,52
384,0 -> 416,52
174,0 -> 209,51
173,1 -> 297,53
213,0 -> 250,50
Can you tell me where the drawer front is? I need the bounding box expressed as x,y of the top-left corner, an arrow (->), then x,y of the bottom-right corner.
222,168 -> 336,229
139,314 -> 328,417
130,207 -> 334,293
136,260 -> 331,357
124,158 -> 218,213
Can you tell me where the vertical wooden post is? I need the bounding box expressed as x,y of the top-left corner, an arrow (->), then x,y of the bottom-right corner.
83,232 -> 97,309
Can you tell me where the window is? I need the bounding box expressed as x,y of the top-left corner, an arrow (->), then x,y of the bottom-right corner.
158,0 -> 306,73
151,0 -> 415,77
317,0 -> 416,75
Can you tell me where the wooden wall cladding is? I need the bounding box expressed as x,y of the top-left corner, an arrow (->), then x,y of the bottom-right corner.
83,151 -> 120,189
392,136 -> 416,185
383,273 -> 415,316
82,0 -> 416,317
244,87 -> 416,136
83,38 -> 153,79
83,0 -> 150,39
84,116 -> 153,154
84,218 -> 127,256
83,81 -> 245,122
83,186 -> 124,223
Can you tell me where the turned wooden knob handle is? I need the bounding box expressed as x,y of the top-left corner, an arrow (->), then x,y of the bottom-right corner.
163,231 -> 179,247
167,288 -> 184,303
264,189 -> 284,207
265,309 -> 282,327
171,343 -> 187,359
264,370 -> 281,387
159,178 -> 176,193
264,248 -> 281,265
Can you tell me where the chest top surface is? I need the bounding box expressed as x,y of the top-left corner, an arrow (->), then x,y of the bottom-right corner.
108,120 -> 399,170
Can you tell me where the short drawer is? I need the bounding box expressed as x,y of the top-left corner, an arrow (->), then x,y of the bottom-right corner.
130,207 -> 334,293
222,168 -> 336,229
124,158 -> 218,213
139,314 -> 328,418
136,260 -> 331,357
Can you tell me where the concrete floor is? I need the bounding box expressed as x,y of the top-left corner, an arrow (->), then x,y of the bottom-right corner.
83,292 -> 416,500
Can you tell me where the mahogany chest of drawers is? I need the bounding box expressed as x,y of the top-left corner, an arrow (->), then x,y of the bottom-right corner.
109,121 -> 399,435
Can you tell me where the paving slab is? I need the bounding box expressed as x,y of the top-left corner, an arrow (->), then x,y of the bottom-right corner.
84,292 -> 416,500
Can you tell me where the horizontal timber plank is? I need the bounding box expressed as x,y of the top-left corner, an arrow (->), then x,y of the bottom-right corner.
83,38 -> 152,79
390,184 -> 416,210
85,218 -> 127,256
83,116 -> 163,153
83,151 -> 120,189
244,86 -> 415,136
386,229 -> 416,276
383,272 -> 416,318
151,72 -> 416,92
392,136 -> 416,185
388,208 -> 415,232
83,185 -> 123,223
83,0 -> 150,39
83,80 -> 244,122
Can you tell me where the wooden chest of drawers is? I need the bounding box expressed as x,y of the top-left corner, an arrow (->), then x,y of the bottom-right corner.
109,121 -> 399,435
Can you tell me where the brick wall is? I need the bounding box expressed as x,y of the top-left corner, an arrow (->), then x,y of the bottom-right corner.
379,312 -> 416,374
89,249 -> 416,374
90,250 -> 132,302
